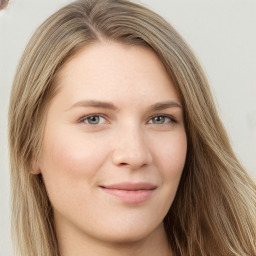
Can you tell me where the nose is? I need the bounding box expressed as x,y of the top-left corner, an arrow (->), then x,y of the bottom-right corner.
111,125 -> 153,170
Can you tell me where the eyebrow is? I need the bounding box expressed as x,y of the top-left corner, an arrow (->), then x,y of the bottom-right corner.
66,100 -> 182,112
66,100 -> 118,111
147,101 -> 182,112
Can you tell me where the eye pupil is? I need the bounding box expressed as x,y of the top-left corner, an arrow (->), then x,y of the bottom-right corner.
88,116 -> 100,124
153,116 -> 165,124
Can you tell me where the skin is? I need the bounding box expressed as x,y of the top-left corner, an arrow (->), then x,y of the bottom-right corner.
34,41 -> 187,256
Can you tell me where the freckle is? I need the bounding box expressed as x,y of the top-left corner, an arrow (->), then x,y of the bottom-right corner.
0,0 -> 9,10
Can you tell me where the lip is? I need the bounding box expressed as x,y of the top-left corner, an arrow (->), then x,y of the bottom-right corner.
99,182 -> 157,204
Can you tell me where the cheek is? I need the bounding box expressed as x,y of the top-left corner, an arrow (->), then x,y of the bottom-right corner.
147,131 -> 187,217
154,131 -> 187,181
39,130 -> 108,193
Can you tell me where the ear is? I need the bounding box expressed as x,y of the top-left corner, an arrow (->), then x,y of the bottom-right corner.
30,159 -> 41,175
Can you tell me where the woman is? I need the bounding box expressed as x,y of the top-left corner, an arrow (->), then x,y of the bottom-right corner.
8,0 -> 256,255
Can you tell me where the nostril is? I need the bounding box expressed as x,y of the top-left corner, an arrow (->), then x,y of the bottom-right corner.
112,146 -> 152,169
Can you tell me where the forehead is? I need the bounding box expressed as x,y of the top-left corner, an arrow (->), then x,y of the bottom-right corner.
53,41 -> 180,107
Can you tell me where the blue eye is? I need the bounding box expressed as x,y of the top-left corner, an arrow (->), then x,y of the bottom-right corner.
81,115 -> 106,125
148,115 -> 176,125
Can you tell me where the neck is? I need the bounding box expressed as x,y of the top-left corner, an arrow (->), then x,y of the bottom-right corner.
57,223 -> 172,256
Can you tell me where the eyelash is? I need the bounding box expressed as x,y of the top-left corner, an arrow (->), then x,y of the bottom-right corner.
79,114 -> 108,125
148,114 -> 177,125
78,113 -> 177,126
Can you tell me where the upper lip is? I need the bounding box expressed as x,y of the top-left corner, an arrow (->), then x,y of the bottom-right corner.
100,182 -> 157,191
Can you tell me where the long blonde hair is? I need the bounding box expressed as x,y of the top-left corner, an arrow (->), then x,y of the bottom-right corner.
9,0 -> 256,255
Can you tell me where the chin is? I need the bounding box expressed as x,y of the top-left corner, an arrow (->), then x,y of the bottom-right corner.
95,221 -> 165,245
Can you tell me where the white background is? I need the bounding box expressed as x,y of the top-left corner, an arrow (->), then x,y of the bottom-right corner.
0,0 -> 255,255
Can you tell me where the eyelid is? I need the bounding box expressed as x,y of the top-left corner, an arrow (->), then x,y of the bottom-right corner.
77,113 -> 178,125
78,113 -> 109,124
147,114 -> 177,124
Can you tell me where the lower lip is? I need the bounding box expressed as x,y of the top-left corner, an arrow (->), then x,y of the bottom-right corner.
100,188 -> 154,204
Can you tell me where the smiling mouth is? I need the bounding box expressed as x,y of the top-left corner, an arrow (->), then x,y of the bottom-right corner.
99,182 -> 157,204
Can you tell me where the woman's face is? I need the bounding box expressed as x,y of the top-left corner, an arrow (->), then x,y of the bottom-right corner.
36,41 -> 187,245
